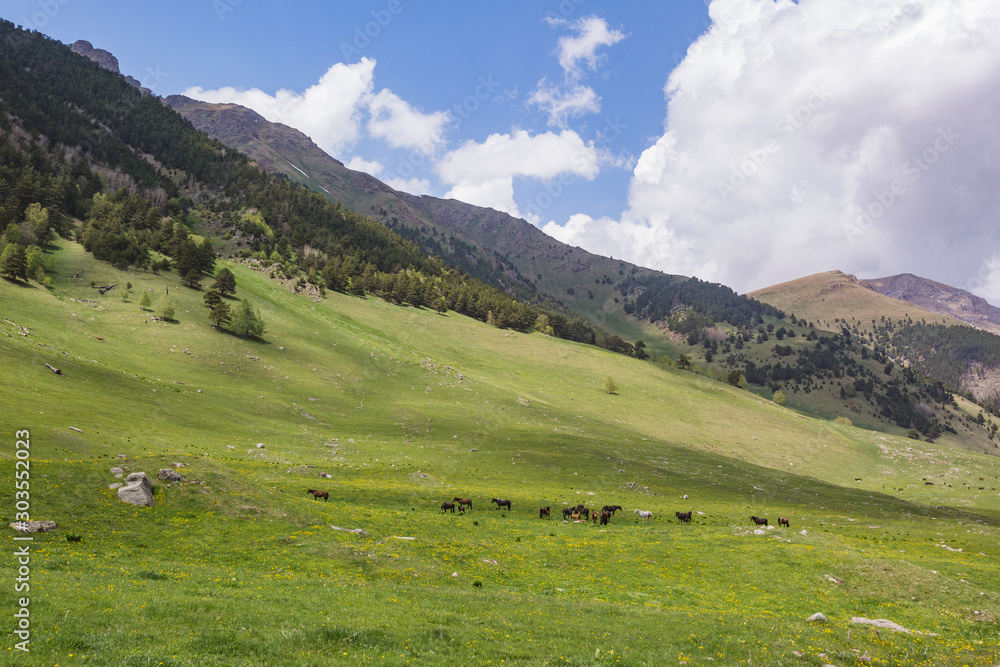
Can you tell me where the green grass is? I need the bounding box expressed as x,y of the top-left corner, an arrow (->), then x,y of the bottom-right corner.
1,240 -> 999,665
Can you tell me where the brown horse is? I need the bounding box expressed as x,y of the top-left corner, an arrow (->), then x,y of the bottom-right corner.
778,517 -> 790,527
307,489 -> 329,501
600,510 -> 610,526
440,501 -> 456,513
750,515 -> 768,526
539,506 -> 550,519
675,511 -> 693,523
454,497 -> 473,511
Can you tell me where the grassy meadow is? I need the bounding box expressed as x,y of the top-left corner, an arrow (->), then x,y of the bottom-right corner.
1,240 -> 999,665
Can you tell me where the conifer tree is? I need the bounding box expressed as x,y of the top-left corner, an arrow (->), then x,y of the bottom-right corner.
230,299 -> 266,339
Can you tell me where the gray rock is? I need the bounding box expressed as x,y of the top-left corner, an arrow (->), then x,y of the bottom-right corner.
118,482 -> 154,507
158,468 -> 184,482
109,483 -> 122,490
118,472 -> 154,507
851,617 -> 913,633
10,520 -> 57,533
807,613 -> 828,622
125,472 -> 153,491
110,467 -> 123,474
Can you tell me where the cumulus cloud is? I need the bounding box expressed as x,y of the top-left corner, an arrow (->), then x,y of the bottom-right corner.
345,156 -> 384,176
437,129 -> 600,220
552,0 -> 1000,296
528,79 -> 601,128
366,89 -> 451,155
531,16 -> 625,128
185,59 -> 377,156
548,15 -> 626,80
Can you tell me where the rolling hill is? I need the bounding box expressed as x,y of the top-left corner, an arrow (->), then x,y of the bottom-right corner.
864,273 -> 1000,335
1,22 -> 1000,665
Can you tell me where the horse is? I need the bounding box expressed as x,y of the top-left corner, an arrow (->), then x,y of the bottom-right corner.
778,517 -> 790,527
591,510 -> 598,524
602,505 -> 623,516
600,510 -> 610,526
675,511 -> 693,523
491,498 -> 512,510
454,497 -> 473,511
750,515 -> 768,526
634,509 -> 652,522
539,506 -> 550,519
306,489 -> 329,502
562,507 -> 573,520
440,501 -> 456,513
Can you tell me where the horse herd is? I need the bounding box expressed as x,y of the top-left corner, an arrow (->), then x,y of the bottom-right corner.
435,496 -> 791,529
307,489 -> 791,529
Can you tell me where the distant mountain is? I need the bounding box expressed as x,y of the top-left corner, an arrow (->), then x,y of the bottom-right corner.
748,270 -> 964,330
863,273 -> 1000,336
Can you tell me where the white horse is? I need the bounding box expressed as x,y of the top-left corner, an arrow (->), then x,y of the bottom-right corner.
634,509 -> 652,522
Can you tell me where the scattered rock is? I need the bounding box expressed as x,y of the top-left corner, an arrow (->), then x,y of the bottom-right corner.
10,520 -> 57,534
319,472 -> 330,478
116,454 -> 127,459
807,613 -> 828,623
109,483 -> 122,490
851,618 -> 913,633
256,443 -> 266,449
118,472 -> 154,507
824,574 -> 844,584
158,468 -> 184,482
329,525 -> 368,537
110,467 -> 123,474
171,462 -> 185,468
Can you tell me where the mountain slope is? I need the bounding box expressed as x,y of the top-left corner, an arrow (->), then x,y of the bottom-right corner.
749,270 -> 966,331
163,95 -> 669,325
864,273 -> 1000,335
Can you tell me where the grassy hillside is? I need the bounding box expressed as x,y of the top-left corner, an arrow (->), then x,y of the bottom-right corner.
1,240 -> 999,666
749,271 -> 963,332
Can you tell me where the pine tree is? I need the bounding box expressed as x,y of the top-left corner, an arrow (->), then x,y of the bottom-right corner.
139,290 -> 152,309
1,244 -> 28,282
159,295 -> 175,320
211,267 -> 237,296
773,389 -> 786,406
209,301 -> 231,331
230,299 -> 266,339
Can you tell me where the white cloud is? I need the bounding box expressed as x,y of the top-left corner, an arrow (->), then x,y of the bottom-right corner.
437,129 -> 600,219
530,16 -> 625,128
552,15 -> 626,80
345,156 -> 384,176
383,176 -> 433,195
551,0 -> 1000,296
366,89 -> 451,155
184,59 -> 377,156
528,79 -> 600,128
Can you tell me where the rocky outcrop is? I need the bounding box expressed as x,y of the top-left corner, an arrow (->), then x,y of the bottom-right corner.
69,40 -> 151,96
158,468 -> 184,482
117,472 -> 154,507
863,273 -> 1000,334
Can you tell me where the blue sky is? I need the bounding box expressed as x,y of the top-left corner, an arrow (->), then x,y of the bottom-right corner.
6,1 -> 1000,298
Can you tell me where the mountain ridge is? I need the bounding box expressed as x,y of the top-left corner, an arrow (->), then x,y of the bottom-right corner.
863,272 -> 1000,335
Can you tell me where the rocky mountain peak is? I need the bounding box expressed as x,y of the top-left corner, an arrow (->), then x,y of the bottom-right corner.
69,39 -> 151,96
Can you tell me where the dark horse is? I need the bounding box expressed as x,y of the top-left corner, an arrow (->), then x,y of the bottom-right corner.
539,506 -> 550,519
440,501 -> 456,513
600,510 -> 610,526
562,507 -> 573,520
602,505 -> 623,516
491,498 -> 512,510
675,511 -> 693,523
750,515 -> 768,526
307,489 -> 329,501
454,497 -> 473,511
778,517 -> 790,527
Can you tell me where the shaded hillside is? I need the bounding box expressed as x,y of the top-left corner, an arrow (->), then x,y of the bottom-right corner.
864,273 -> 1000,335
